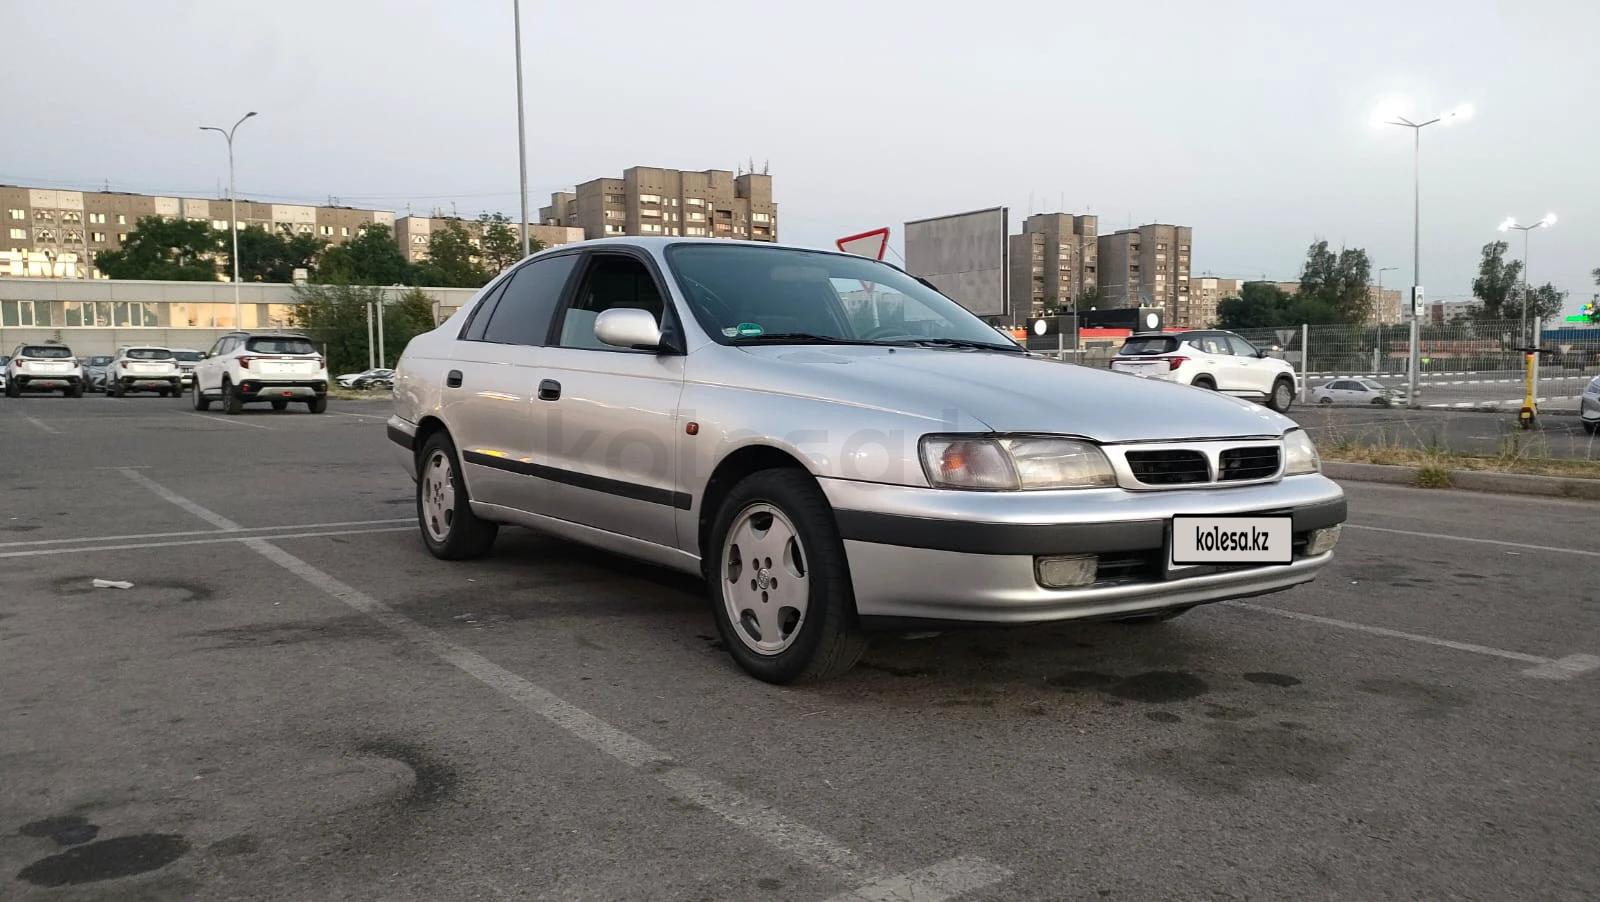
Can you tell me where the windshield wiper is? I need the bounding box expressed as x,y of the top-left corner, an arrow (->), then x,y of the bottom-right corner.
905,337 -> 1024,353
732,333 -> 906,346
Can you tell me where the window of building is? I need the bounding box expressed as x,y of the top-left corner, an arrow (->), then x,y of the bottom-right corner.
118,232 -> 128,242
36,229 -> 56,242
411,235 -> 428,244
687,211 -> 706,222
8,228 -> 24,240
667,198 -> 679,206
605,194 -> 625,205
605,209 -> 624,220
685,226 -> 707,236
34,210 -> 54,222
294,224 -> 312,234
605,224 -> 624,235
752,212 -> 771,223
685,198 -> 704,207
7,208 -> 22,220
341,226 -> 350,237
319,225 -> 333,235
637,194 -> 662,204
62,211 -> 81,223
212,219 -> 229,230
640,222 -> 663,233
640,207 -> 661,218
91,231 -> 107,243
88,212 -> 106,224
1156,253 -> 1166,261
2,300 -> 38,327
1157,243 -> 1167,250
117,214 -> 126,225
1179,244 -> 1189,251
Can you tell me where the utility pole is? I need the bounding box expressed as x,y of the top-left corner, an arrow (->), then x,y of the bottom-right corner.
513,0 -> 531,259
200,111 -> 258,329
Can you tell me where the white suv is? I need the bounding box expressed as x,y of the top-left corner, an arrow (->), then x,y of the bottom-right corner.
192,331 -> 330,414
1111,330 -> 1298,413
107,346 -> 183,397
5,344 -> 84,398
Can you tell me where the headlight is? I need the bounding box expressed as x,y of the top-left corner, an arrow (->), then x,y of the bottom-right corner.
920,435 -> 1116,490
1283,429 -> 1320,475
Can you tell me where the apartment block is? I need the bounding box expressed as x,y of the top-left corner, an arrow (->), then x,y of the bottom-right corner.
540,166 -> 777,242
0,184 -> 394,279
1006,213 -> 1098,318
1188,277 -> 1244,328
1096,224 -> 1194,325
393,216 -> 585,264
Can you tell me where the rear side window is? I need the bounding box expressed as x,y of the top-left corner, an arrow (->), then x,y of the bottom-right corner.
126,348 -> 173,360
246,337 -> 317,355
482,254 -> 580,346
1194,334 -> 1233,355
21,345 -> 72,358
1119,336 -> 1176,355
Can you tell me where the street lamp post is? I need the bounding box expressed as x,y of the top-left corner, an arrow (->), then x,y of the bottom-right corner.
512,0 -> 530,259
1375,266 -> 1397,374
1497,213 -> 1557,346
200,111 -> 258,329
1373,99 -> 1472,407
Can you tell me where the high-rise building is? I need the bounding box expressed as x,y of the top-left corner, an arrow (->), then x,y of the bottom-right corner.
1096,224 -> 1194,324
1188,277 -> 1245,328
540,166 -> 776,242
1006,213 -> 1098,318
393,216 -> 584,264
0,185 -> 395,279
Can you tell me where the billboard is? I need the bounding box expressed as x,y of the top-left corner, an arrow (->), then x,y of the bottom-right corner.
904,207 -> 1008,317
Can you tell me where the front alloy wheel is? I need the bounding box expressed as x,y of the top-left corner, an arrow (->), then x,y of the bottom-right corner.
721,503 -> 810,655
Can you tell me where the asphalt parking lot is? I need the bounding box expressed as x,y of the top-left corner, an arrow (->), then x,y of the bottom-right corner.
3,394 -> 1598,900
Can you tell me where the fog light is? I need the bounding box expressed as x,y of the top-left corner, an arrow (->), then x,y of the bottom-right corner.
1305,526 -> 1341,556
1036,554 -> 1098,589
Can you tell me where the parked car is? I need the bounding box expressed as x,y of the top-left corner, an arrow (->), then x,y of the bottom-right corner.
192,331 -> 329,414
1311,378 -> 1399,407
0,355 -> 9,393
1581,374 -> 1599,435
388,238 -> 1346,683
107,347 -> 183,397
5,344 -> 84,397
171,349 -> 204,387
337,367 -> 394,389
82,355 -> 115,392
1111,330 -> 1298,413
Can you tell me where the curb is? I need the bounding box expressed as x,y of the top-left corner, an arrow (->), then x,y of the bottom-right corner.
1324,460 -> 1600,501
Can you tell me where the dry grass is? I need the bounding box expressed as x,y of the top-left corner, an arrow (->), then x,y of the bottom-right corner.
1320,436 -> 1600,481
327,387 -> 391,401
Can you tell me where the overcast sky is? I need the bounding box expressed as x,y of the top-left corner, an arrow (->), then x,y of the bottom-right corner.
10,1 -> 1597,311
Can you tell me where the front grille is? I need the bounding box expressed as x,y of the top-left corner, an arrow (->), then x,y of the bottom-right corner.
1219,446 -> 1280,481
1125,449 -> 1210,485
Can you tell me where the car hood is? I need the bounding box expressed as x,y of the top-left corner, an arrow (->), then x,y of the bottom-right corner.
735,346 -> 1293,442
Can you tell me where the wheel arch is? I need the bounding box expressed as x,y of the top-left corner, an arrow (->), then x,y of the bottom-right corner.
697,444 -> 815,573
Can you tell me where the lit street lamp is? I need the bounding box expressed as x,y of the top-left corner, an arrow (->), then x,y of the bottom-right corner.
200,111 -> 258,329
1497,212 -> 1557,345
1372,98 -> 1473,407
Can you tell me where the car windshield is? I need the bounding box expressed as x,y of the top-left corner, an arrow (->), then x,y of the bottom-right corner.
666,244 -> 1020,350
246,337 -> 317,355
126,348 -> 173,360
21,346 -> 72,358
1119,336 -> 1177,355
171,351 -> 202,362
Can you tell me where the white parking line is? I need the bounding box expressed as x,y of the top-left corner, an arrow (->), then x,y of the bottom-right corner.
122,470 -> 1009,900
117,468 -> 242,530
0,518 -> 410,549
186,413 -> 271,430
1225,602 -> 1599,680
0,526 -> 414,559
24,416 -> 61,434
1345,524 -> 1600,558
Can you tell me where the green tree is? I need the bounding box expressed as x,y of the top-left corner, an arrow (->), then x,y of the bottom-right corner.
411,220 -> 490,287
290,283 -> 384,376
1217,282 -> 1292,329
1470,241 -> 1523,319
383,287 -> 440,358
93,216 -> 221,280
1522,282 -> 1566,322
229,225 -> 327,283
1299,240 -> 1373,322
316,223 -> 412,286
477,212 -> 539,272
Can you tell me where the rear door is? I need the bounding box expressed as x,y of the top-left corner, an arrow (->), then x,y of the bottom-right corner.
529,249 -> 686,547
1192,333 -> 1243,390
444,253 -> 580,513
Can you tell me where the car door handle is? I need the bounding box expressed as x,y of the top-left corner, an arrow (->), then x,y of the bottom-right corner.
538,379 -> 561,401
446,369 -> 463,388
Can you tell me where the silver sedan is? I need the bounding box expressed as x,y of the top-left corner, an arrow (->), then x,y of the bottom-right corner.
1582,374 -> 1599,435
388,238 -> 1346,682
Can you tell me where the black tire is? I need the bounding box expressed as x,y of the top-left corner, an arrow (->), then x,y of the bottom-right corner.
270,399 -> 289,411
1191,376 -> 1216,390
68,383 -> 84,398
108,382 -> 122,398
192,380 -> 211,411
1583,420 -> 1598,435
6,380 -> 19,398
706,468 -> 868,684
223,380 -> 243,415
1266,377 -> 1295,413
1110,605 -> 1195,624
307,395 -> 327,414
416,432 -> 498,560
1318,397 -> 1334,405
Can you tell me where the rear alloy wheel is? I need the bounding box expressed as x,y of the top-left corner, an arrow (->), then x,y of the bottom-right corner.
417,433 -> 498,560
709,469 -> 867,683
1267,378 -> 1295,413
223,380 -> 244,415
192,380 -> 211,411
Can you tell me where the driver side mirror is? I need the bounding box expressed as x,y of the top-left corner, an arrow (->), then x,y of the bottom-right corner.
595,308 -> 664,351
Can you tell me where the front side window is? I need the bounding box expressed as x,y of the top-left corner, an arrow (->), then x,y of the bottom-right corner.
480,254 -> 580,346
667,245 -> 1018,350
557,254 -> 665,350
1226,335 -> 1259,357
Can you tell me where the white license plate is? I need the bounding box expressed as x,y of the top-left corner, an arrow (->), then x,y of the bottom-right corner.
1115,361 -> 1163,377
1170,515 -> 1292,566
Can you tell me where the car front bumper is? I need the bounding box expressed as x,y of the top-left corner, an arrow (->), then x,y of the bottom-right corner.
819,473 -> 1346,626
